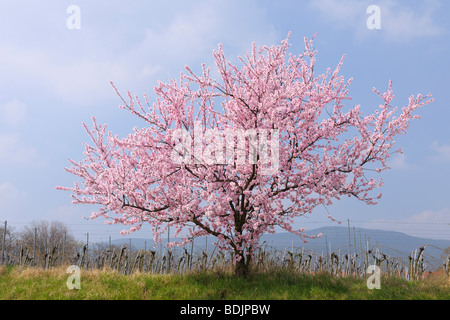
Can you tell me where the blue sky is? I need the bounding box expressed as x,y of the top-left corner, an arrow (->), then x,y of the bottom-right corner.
0,0 -> 449,243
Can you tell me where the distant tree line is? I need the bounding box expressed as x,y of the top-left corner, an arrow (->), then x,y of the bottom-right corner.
1,220 -> 79,265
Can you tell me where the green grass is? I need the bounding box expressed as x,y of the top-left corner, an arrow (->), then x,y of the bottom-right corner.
0,265 -> 448,300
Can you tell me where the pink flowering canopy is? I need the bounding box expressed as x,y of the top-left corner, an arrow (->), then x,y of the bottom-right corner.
57,34 -> 432,275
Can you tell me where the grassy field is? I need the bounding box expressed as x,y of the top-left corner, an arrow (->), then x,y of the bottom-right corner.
0,265 -> 448,300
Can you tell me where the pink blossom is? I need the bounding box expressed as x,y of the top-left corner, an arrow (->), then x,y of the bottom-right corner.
57,33 -> 432,275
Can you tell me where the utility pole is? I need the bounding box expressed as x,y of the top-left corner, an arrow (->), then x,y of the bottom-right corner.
85,233 -> 89,269
347,219 -> 351,255
62,231 -> 66,266
33,227 -> 37,267
167,226 -> 170,251
1,221 -> 6,265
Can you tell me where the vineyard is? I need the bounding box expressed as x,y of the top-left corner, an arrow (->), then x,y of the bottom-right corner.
2,231 -> 449,282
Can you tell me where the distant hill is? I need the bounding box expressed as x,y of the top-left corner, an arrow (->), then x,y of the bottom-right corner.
94,226 -> 449,270
260,226 -> 449,260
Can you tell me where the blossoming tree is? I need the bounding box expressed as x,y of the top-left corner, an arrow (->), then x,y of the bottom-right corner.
58,34 -> 432,276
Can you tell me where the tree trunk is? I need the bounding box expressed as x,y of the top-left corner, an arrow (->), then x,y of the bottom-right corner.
234,257 -> 249,277
234,251 -> 251,277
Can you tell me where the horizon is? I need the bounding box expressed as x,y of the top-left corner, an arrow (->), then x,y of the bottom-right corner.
4,219 -> 448,245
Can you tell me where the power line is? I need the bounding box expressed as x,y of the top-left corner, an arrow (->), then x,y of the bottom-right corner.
350,220 -> 450,225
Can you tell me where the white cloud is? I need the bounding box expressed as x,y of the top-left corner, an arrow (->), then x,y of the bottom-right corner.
310,0 -> 366,27
380,0 -> 442,42
0,182 -> 27,212
363,208 -> 450,240
47,205 -> 91,222
430,141 -> 450,162
0,182 -> 17,198
0,133 -> 39,166
388,152 -> 416,170
123,0 -> 279,78
309,0 -> 443,42
0,44 -> 130,107
0,1 -> 278,107
0,99 -> 27,126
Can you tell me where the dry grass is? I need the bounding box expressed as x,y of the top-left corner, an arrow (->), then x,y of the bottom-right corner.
0,265 -> 448,300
